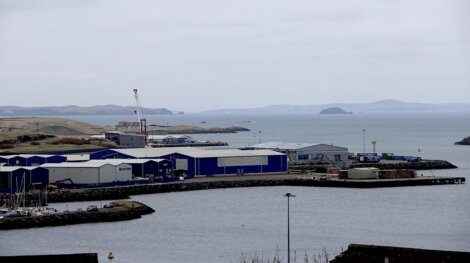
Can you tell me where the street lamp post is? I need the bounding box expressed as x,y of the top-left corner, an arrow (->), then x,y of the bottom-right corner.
285,193 -> 296,263
362,129 -> 366,154
258,130 -> 262,144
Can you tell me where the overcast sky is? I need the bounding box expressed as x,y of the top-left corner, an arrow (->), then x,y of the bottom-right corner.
0,0 -> 469,111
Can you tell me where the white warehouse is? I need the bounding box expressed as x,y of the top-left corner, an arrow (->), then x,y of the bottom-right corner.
41,162 -> 133,185
250,142 -> 351,163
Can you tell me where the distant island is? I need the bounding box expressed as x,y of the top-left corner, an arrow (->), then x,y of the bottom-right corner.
0,105 -> 172,116
202,100 -> 470,114
319,107 -> 352,114
455,136 -> 470,145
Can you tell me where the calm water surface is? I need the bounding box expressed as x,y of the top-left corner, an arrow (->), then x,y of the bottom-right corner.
1,113 -> 469,262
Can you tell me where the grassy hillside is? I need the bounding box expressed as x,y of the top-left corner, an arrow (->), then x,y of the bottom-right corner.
0,117 -> 115,153
0,117 -> 110,136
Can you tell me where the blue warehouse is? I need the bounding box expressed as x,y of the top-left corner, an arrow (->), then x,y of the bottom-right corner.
90,147 -> 287,178
0,154 -> 67,166
0,166 -> 49,193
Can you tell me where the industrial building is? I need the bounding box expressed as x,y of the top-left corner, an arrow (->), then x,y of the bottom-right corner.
0,154 -> 67,166
105,131 -> 146,148
41,162 -> 133,185
89,147 -> 287,177
0,166 -> 49,193
148,135 -> 193,145
250,142 -> 351,163
87,159 -> 172,178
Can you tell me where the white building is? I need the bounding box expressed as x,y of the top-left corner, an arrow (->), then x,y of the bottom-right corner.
250,142 -> 351,163
41,162 -> 132,185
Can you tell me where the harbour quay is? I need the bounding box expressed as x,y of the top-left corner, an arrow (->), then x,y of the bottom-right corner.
35,174 -> 466,203
0,146 -> 462,197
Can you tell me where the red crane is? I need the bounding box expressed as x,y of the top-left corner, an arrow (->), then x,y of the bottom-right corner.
133,89 -> 147,144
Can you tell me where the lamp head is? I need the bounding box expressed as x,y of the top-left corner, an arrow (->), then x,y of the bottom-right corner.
285,193 -> 296,198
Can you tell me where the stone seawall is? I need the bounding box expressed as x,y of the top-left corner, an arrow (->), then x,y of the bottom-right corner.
286,177 -> 465,188
1,174 -> 465,205
0,200 -> 154,230
349,160 -> 457,170
40,176 -> 467,203
46,179 -> 286,203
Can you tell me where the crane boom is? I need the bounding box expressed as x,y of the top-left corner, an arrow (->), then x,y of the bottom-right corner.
133,89 -> 147,144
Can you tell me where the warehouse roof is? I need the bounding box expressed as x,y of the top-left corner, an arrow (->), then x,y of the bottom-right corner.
251,142 -> 349,151
179,149 -> 284,158
0,166 -> 45,172
17,154 -> 55,158
64,154 -> 91,162
41,162 -> 120,168
110,147 -> 199,158
0,154 -> 57,159
251,142 -> 318,150
102,147 -> 284,158
106,131 -> 145,136
87,159 -> 168,164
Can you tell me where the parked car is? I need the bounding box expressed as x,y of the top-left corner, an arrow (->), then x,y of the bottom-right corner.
86,205 -> 98,212
103,203 -> 114,209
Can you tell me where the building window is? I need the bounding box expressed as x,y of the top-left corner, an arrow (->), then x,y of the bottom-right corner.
335,155 -> 341,161
298,154 -> 309,160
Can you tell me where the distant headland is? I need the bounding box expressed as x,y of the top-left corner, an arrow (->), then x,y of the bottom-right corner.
0,105 -> 173,116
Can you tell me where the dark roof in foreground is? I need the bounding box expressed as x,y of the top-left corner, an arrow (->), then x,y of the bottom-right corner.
331,244 -> 470,263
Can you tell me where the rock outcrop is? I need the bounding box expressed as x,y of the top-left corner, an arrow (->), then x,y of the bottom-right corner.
455,136 -> 470,145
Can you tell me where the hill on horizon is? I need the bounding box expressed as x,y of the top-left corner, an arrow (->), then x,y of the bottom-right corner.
0,105 -> 173,116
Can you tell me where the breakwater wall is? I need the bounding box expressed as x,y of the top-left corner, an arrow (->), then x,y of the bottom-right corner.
0,201 -> 154,230
349,160 -> 457,170
46,179 -> 287,203
0,253 -> 98,263
286,177 -> 465,188
22,176 -> 466,203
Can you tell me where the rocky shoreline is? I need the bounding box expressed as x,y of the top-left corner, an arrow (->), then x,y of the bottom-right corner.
0,200 -> 154,230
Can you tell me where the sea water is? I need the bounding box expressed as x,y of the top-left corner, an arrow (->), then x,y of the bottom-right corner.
1,112 -> 469,262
